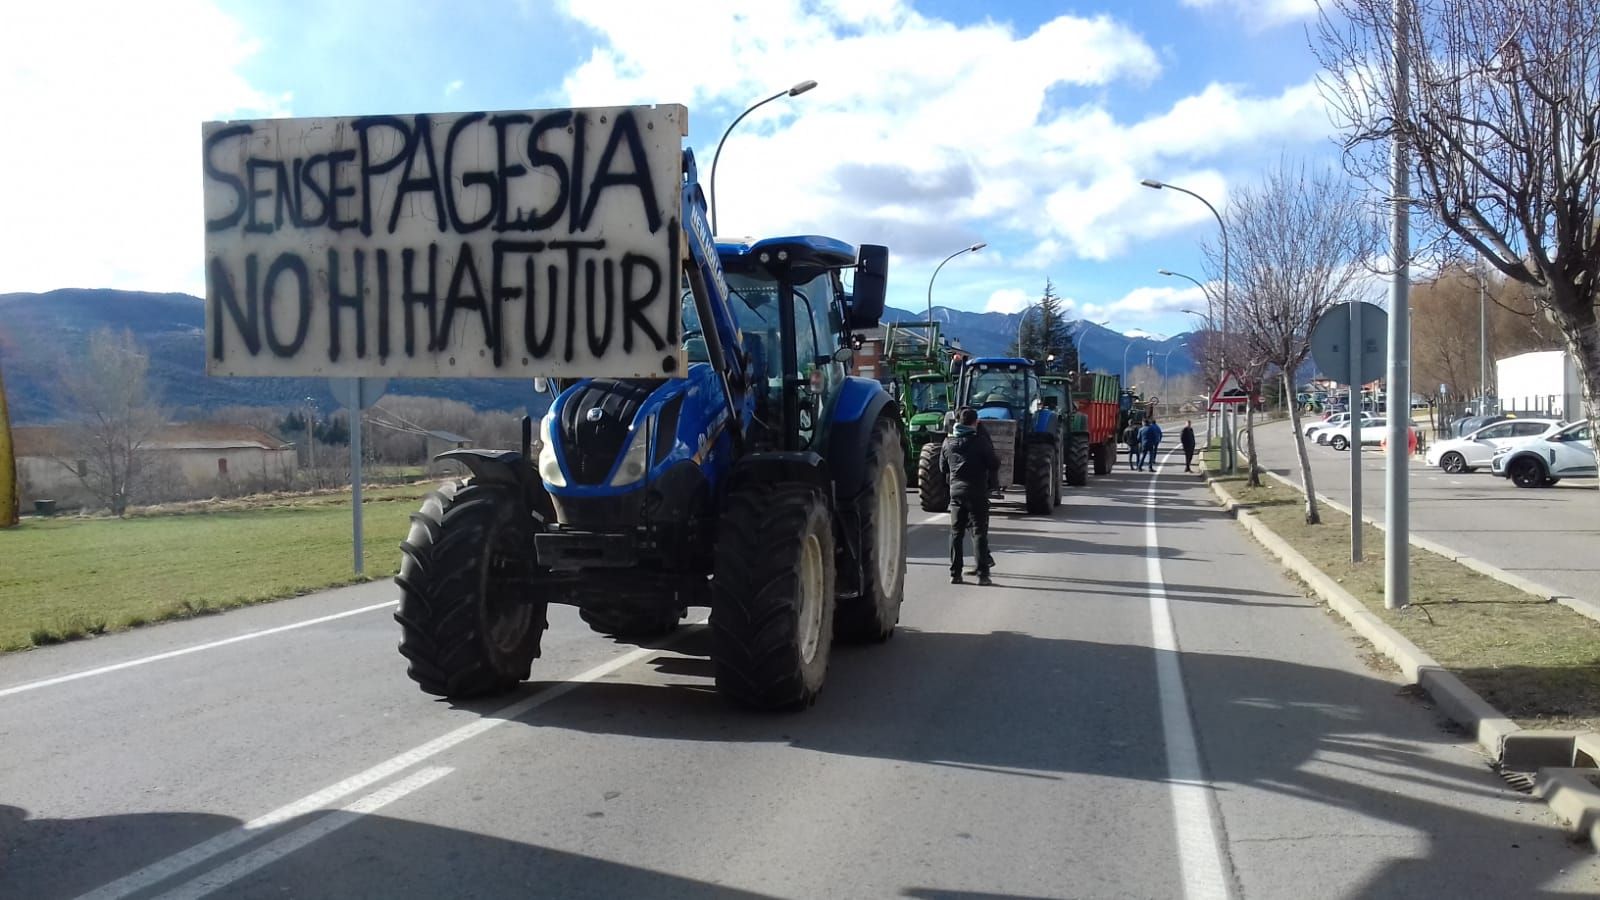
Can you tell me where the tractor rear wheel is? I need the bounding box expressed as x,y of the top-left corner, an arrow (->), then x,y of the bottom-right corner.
395,482 -> 545,698
1065,432 -> 1089,487
918,440 -> 949,512
1092,441 -> 1113,476
711,482 -> 837,709
1025,442 -> 1056,514
837,416 -> 907,644
579,607 -> 681,639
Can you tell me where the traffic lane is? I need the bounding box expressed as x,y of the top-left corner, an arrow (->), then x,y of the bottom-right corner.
1252,421 -> 1600,604
1145,458 -> 1600,897
0,595 -> 712,899
44,488 -> 1188,899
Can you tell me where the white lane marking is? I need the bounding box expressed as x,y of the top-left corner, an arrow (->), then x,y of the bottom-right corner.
74,635 -> 690,900
1146,450 -> 1234,900
150,766 -> 453,900
0,600 -> 400,699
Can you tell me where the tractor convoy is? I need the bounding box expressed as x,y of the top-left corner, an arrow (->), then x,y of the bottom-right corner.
200,100 -> 1155,716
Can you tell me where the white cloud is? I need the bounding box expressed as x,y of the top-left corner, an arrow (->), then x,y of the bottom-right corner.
445,79 -> 464,97
985,288 -> 1030,314
1098,284 -> 1209,327
552,1 -> 1334,280
1180,0 -> 1319,29
0,0 -> 288,294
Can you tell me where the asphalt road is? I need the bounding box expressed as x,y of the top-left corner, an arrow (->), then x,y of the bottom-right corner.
3,459 -> 1596,899
1249,419 -> 1600,606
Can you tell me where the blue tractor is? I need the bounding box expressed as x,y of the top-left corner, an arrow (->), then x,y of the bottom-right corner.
394,150 -> 907,710
915,357 -> 1064,515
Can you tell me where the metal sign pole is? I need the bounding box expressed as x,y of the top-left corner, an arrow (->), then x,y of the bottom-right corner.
351,403 -> 363,576
1348,301 -> 1362,562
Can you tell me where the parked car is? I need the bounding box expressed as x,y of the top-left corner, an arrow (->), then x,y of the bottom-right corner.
1315,414 -> 1381,447
1303,411 -> 1350,439
1320,416 -> 1402,451
1424,418 -> 1560,473
1490,421 -> 1595,487
1447,414 -> 1509,440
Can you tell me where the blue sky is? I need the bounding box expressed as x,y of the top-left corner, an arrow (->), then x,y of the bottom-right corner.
1,0 -> 1338,339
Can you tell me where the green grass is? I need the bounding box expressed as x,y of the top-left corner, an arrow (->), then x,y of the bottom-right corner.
0,482 -> 440,652
1204,446 -> 1600,732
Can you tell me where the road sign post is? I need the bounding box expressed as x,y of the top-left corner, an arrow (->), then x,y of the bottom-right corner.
331,377 -> 389,576
1209,371 -> 1249,474
1310,301 -> 1389,563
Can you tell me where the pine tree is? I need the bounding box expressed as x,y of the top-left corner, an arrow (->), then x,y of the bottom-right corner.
1012,279 -> 1079,374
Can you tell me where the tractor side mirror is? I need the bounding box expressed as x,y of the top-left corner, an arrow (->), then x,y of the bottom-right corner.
832,346 -> 853,363
848,244 -> 889,328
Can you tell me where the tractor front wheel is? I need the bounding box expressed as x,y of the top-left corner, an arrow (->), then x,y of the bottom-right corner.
395,482 -> 546,698
1025,442 -> 1056,514
918,440 -> 949,512
836,416 -> 907,644
711,482 -> 837,709
1065,432 -> 1089,487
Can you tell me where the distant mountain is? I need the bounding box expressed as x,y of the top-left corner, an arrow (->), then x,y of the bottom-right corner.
881,305 -> 1200,381
0,289 -> 551,424
0,289 -> 1201,424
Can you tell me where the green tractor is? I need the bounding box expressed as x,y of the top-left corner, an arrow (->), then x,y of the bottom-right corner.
1038,374 -> 1090,487
884,321 -> 956,487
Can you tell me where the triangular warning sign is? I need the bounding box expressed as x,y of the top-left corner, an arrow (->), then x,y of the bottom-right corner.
1210,370 -> 1250,405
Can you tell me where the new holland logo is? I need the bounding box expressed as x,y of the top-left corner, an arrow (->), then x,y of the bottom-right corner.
586,408 -> 605,423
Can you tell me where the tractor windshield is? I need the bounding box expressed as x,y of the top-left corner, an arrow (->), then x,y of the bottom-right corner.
966,366 -> 1028,412
910,380 -> 949,415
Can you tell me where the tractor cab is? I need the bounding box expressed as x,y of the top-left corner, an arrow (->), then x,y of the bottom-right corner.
959,359 -> 1041,423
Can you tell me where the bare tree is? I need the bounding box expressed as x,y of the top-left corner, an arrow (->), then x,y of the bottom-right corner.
0,357 -> 17,527
1203,160 -> 1383,517
51,328 -> 167,516
1319,0 -> 1600,481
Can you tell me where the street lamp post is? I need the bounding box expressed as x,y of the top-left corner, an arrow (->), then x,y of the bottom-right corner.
1143,178 -> 1231,471
927,242 -> 987,327
709,80 -> 818,235
1075,319 -> 1110,373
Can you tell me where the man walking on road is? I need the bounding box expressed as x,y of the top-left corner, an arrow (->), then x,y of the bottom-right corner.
941,407 -> 999,586
1141,418 -> 1163,471
1181,420 -> 1197,472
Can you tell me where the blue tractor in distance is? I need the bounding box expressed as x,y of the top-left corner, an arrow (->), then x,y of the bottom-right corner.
915,356 -> 1064,515
394,149 -> 907,710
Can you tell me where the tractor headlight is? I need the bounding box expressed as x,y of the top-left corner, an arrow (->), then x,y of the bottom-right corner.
538,414 -> 566,487
609,415 -> 654,487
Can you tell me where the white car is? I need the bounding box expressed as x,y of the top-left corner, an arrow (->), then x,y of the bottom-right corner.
1491,421 -> 1596,487
1320,417 -> 1414,451
1304,411 -> 1351,439
1314,414 -> 1380,447
1424,418 -> 1560,473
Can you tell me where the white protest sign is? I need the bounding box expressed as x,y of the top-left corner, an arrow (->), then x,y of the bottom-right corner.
202,104 -> 687,379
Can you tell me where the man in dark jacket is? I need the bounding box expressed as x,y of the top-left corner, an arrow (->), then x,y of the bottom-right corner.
940,407 -> 999,585
1180,420 -> 1197,472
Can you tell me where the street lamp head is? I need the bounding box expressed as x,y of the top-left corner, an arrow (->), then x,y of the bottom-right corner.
1157,268 -> 1174,277
788,79 -> 818,96
969,242 -> 987,252
1140,179 -> 1164,190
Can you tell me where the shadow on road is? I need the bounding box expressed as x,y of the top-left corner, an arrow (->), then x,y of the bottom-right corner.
0,804 -> 783,899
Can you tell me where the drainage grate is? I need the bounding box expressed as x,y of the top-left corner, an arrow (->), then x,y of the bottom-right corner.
1494,765 -> 1538,795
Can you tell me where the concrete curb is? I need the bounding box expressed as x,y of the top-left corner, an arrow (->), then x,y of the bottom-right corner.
1535,769 -> 1600,847
1205,465 -> 1600,849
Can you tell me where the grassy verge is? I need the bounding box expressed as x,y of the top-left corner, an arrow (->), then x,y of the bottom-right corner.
0,481 -> 440,652
1203,446 -> 1600,732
